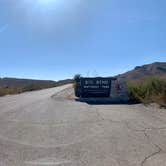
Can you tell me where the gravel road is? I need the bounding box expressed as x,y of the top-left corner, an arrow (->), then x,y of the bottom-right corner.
0,84 -> 166,166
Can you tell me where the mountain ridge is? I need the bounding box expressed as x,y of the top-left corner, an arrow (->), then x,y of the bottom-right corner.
0,62 -> 165,89
117,62 -> 166,80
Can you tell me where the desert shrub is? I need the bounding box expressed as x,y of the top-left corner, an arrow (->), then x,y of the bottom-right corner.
128,77 -> 166,107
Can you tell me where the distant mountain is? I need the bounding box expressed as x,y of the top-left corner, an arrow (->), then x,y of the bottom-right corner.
0,78 -> 56,88
117,62 -> 166,81
0,77 -> 74,96
0,77 -> 73,89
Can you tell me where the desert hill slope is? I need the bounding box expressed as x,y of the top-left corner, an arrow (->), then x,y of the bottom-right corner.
0,77 -> 56,88
0,77 -> 73,96
117,62 -> 166,80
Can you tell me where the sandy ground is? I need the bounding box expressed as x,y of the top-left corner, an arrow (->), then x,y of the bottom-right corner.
0,84 -> 166,166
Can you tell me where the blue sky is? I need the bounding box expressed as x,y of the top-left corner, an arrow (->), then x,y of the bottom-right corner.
0,0 -> 165,80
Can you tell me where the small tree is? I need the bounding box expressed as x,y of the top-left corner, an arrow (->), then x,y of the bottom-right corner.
74,74 -> 81,82
73,74 -> 81,97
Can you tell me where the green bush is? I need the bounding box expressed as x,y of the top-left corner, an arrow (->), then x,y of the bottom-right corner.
128,77 -> 166,107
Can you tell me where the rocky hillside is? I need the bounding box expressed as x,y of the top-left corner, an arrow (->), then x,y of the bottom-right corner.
117,62 -> 166,80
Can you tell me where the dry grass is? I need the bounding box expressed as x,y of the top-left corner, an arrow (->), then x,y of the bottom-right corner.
0,84 -> 55,97
128,77 -> 166,107
0,87 -> 22,96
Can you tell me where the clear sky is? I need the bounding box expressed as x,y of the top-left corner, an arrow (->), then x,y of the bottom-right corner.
0,0 -> 165,80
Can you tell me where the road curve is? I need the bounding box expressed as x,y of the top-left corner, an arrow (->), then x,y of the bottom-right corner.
0,84 -> 166,166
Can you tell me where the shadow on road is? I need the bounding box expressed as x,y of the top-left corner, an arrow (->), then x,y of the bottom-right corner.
75,98 -> 138,105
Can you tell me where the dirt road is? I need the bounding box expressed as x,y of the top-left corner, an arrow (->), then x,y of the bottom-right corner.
0,84 -> 166,166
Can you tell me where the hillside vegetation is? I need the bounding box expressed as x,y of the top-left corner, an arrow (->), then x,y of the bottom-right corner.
128,77 -> 166,107
0,83 -> 56,96
0,78 -> 73,96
